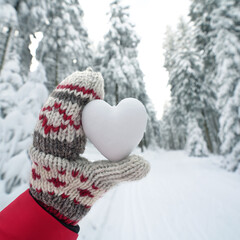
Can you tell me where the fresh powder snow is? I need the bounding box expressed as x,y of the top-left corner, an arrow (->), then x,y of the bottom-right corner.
1,143 -> 240,240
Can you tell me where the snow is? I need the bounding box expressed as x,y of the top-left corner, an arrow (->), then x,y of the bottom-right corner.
0,64 -> 48,193
186,117 -> 208,157
82,98 -> 147,161
1,144 -> 240,240
78,145 -> 240,240
0,3 -> 18,25
0,181 -> 28,210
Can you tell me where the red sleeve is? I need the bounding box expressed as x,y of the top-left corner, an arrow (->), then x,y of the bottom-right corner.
0,189 -> 78,240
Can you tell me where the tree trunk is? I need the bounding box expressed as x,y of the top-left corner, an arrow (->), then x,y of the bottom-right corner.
201,109 -> 213,153
0,0 -> 26,74
115,82 -> 119,105
211,112 -> 221,153
0,27 -> 13,73
55,37 -> 59,88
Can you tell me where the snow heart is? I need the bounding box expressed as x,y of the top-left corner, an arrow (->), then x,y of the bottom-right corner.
82,98 -> 148,161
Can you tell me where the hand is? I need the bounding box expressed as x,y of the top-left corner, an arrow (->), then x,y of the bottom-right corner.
29,68 -> 150,226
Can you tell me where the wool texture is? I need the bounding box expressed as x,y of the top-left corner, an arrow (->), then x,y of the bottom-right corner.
29,67 -> 150,226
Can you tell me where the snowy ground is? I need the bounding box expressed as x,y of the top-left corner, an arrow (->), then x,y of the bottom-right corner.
1,144 -> 240,240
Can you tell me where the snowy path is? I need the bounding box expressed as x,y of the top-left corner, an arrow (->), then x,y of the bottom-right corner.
79,145 -> 240,240
1,145 -> 240,240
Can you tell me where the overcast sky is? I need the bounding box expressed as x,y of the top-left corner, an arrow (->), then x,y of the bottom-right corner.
81,0 -> 191,119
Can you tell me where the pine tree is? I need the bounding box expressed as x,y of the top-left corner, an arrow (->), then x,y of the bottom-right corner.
186,115 -> 208,157
163,27 -> 187,150
163,18 -> 208,156
0,0 -> 47,117
36,0 -> 93,92
0,2 -> 18,73
170,98 -> 187,150
169,19 -> 203,115
95,0 -> 140,103
142,95 -> 161,149
0,0 -> 45,77
95,0 -> 160,148
159,103 -> 176,150
0,1 -> 23,118
0,53 -> 23,118
189,0 -> 221,153
0,1 -> 48,192
163,26 -> 177,74
211,0 -> 240,170
0,64 -> 48,193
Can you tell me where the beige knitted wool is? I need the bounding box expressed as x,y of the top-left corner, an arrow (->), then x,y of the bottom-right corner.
29,67 -> 150,226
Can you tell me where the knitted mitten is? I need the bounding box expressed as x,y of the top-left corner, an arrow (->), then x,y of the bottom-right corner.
29,68 -> 150,227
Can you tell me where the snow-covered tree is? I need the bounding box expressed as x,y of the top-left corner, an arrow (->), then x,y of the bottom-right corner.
211,0 -> 240,170
159,103 -> 176,150
170,98 -> 187,150
0,54 -> 23,118
95,0 -> 140,103
0,1 -> 23,118
0,1 -> 18,73
0,64 -> 48,193
163,18 -> 208,156
186,116 -> 208,157
159,99 -> 187,150
189,0 -> 221,153
163,26 -> 177,74
142,95 -> 161,149
0,0 -> 46,77
0,0 -> 47,117
95,0 -> 160,148
0,1 -> 49,193
162,27 -> 187,150
169,19 -> 203,115
36,0 -> 93,91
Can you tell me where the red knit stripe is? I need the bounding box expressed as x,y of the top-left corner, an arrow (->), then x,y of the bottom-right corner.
61,193 -> 70,199
92,183 -> 99,190
80,174 -> 88,182
32,169 -> 41,180
39,114 -> 81,135
77,188 -> 94,198
72,170 -> 79,177
56,84 -> 101,99
36,200 -> 79,226
39,99 -> 82,133
58,168 -> 66,175
47,177 -> 66,188
33,161 -> 38,166
36,188 -> 42,193
42,102 -> 75,124
48,191 -> 55,195
73,198 -> 91,209
73,198 -> 80,205
43,166 -> 51,171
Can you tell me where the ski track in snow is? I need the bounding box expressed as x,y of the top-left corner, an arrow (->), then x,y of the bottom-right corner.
1,143 -> 240,240
79,144 -> 240,240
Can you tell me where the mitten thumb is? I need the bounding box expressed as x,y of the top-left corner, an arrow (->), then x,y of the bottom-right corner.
88,155 -> 150,190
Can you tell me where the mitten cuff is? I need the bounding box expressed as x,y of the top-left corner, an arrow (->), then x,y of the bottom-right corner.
29,190 -> 80,233
29,146 -> 107,225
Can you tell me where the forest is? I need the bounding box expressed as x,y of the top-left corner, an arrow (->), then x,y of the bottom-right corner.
161,0 -> 240,172
0,0 -> 240,193
0,0 -> 240,231
0,0 -> 162,194
1,1 -> 240,239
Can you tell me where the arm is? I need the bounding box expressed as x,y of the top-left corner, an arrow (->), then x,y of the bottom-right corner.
0,68 -> 150,240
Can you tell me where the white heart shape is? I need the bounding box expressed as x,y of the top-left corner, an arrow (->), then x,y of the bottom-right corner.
82,98 -> 148,161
